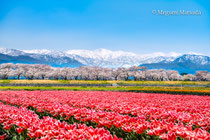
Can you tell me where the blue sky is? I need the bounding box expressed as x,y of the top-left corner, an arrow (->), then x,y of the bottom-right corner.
0,0 -> 209,55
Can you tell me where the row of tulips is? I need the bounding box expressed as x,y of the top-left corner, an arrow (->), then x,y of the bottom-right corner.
0,102 -> 121,140
0,91 -> 209,139
36,91 -> 209,130
126,89 -> 210,95
7,90 -> 208,131
0,92 -> 152,139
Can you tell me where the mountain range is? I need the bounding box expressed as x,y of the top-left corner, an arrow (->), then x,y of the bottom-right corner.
140,54 -> 210,74
0,48 -> 83,67
0,48 -> 209,74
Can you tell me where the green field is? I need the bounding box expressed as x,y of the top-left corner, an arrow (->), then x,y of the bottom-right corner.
0,80 -> 209,85
0,80 -> 209,95
0,86 -> 209,95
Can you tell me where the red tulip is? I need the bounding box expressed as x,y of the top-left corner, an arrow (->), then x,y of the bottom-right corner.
0,134 -> 7,140
16,127 -> 24,133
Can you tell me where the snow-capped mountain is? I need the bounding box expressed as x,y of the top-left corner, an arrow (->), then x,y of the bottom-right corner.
66,48 -> 181,67
0,47 -> 209,73
0,48 -> 83,67
173,54 -> 210,65
17,48 -> 182,68
0,48 -> 25,56
23,49 -> 69,58
140,54 -> 210,74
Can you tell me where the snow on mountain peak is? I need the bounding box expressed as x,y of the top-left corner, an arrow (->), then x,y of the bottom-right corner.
187,52 -> 204,55
23,49 -> 52,54
141,52 -> 182,58
66,49 -> 183,67
0,47 -> 209,68
67,48 -> 137,59
23,49 -> 67,57
0,48 -> 25,56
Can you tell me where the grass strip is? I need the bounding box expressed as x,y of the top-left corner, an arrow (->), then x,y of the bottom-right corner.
0,86 -> 209,95
1,80 -> 209,85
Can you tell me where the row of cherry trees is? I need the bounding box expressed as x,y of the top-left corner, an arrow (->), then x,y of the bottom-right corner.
0,63 -> 209,81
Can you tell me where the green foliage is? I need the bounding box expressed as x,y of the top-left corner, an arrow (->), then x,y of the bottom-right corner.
0,124 -> 30,140
0,80 -> 11,84
1,79 -> 210,85
0,86 -> 209,95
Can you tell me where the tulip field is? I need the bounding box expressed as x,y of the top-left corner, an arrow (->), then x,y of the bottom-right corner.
0,91 -> 209,140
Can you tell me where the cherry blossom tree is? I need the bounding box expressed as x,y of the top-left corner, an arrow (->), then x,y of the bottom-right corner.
196,71 -> 209,81
0,63 -> 208,81
0,63 -> 15,79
